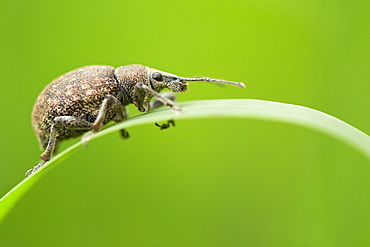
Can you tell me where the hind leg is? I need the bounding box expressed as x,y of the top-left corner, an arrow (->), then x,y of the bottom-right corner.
40,116 -> 94,162
26,116 -> 95,177
27,95 -> 126,176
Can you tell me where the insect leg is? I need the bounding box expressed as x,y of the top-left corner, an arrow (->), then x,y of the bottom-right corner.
83,95 -> 128,142
92,95 -> 123,132
41,116 -> 94,161
150,92 -> 177,130
120,129 -> 130,139
39,124 -> 58,162
112,105 -> 130,139
26,116 -> 96,176
149,92 -> 176,110
136,83 -> 179,110
155,120 -> 175,130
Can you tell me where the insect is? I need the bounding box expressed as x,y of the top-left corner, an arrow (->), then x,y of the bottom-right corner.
27,64 -> 245,176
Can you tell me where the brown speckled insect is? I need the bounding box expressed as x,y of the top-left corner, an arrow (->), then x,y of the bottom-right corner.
27,64 -> 245,176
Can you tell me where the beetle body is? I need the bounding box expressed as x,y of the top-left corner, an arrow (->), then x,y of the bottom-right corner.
32,65 -> 152,150
28,64 -> 245,176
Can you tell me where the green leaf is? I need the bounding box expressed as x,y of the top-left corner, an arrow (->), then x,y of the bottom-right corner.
1,99 -> 369,223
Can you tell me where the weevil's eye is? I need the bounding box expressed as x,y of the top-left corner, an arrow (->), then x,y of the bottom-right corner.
152,72 -> 163,81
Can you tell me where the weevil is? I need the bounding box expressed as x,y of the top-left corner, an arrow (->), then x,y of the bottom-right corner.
27,64 -> 245,176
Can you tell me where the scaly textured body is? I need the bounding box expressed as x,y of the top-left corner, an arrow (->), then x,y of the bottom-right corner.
28,64 -> 245,176
33,66 -> 123,149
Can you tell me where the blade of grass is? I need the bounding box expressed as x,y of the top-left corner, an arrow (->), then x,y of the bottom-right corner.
1,99 -> 369,223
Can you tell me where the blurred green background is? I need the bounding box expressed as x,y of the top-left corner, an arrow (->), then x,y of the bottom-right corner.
1,0 -> 369,246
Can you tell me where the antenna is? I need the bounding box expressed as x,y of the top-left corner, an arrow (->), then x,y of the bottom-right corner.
181,77 -> 245,88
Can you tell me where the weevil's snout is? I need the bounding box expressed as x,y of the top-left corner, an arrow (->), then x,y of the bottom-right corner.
149,68 -> 245,93
167,79 -> 188,92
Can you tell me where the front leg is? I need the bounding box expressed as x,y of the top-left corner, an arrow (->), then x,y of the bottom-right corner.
149,92 -> 176,110
155,120 -> 175,130
135,83 -> 179,111
150,92 -> 177,130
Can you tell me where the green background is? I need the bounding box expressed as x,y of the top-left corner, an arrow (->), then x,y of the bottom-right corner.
1,0 -> 369,246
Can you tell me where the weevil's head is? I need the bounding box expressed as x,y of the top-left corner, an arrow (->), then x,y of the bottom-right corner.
114,65 -> 245,112
115,65 -> 245,96
148,67 -> 246,93
148,68 -> 188,93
